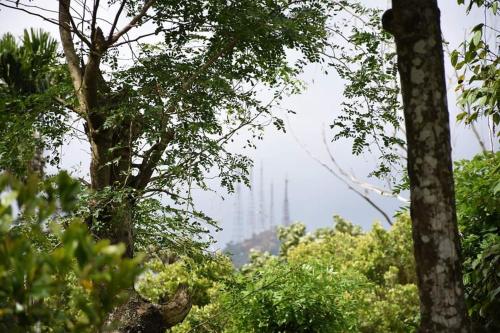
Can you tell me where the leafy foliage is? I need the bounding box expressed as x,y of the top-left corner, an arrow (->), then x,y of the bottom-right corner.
454,152 -> 500,331
0,154 -> 493,333
171,166 -> 500,332
0,172 -> 142,332
327,2 -> 403,179
457,0 -> 499,14
133,197 -> 219,255
81,0 -> 332,198
136,252 -> 233,307
0,28 -> 58,93
0,29 -> 69,175
225,260 -> 361,333
452,1 -> 499,135
172,215 -> 419,333
0,1 -> 497,331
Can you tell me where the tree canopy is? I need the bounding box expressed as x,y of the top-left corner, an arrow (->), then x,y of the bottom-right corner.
0,0 -> 498,332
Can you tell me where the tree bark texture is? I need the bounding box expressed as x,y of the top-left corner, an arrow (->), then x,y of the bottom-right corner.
382,1 -> 469,332
107,286 -> 192,333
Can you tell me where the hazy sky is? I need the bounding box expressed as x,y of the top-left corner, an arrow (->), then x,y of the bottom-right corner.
0,1 -> 496,248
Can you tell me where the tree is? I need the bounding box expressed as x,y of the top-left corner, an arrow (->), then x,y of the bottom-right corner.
0,28 -> 66,177
4,0 -> 330,330
382,0 -> 469,331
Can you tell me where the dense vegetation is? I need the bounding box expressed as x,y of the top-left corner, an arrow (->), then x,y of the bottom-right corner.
168,153 -> 499,332
0,0 -> 498,331
1,153 -> 498,332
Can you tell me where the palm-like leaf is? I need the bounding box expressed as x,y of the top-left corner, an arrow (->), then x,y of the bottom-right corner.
0,29 -> 62,176
0,28 -> 58,94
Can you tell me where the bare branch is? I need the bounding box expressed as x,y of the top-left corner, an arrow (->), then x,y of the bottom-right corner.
111,31 -> 157,48
5,0 -> 58,15
108,0 -> 127,40
90,0 -> 100,43
59,0 -> 92,47
287,119 -> 393,226
321,129 -> 409,203
59,0 -> 84,99
73,0 -> 93,16
470,121 -> 488,153
108,0 -> 157,46
132,129 -> 175,190
80,0 -> 87,37
52,96 -> 84,117
0,2 -> 60,26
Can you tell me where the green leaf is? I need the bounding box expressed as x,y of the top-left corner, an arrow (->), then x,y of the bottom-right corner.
493,181 -> 500,195
451,50 -> 459,67
475,95 -> 488,106
472,29 -> 482,46
455,61 -> 466,70
456,112 -> 468,122
492,112 -> 500,125
471,23 -> 485,32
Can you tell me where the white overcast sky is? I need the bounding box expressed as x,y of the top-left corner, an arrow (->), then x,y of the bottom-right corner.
0,1 -> 496,247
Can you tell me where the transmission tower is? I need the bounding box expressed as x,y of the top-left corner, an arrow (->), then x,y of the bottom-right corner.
269,182 -> 274,227
247,166 -> 256,236
283,177 -> 290,226
258,164 -> 266,231
233,182 -> 244,242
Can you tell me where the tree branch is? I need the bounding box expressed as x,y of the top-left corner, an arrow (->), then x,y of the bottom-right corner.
288,119 -> 393,226
0,2 -> 59,26
64,2 -> 92,47
132,129 -> 175,190
181,38 -> 238,91
108,0 -> 157,46
59,0 -> 84,100
321,129 -> 409,203
90,0 -> 100,43
132,37 -> 239,190
52,96 -> 83,116
111,31 -> 158,48
108,0 -> 126,41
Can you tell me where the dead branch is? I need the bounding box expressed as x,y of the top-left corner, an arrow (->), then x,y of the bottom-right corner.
287,119 -> 393,226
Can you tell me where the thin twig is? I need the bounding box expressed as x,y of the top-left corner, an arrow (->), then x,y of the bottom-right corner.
108,0 -> 157,45
287,118 -> 393,226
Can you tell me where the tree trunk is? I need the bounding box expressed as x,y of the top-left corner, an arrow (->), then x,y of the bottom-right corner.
382,1 -> 470,331
86,196 -> 135,258
107,285 -> 192,333
58,1 -> 192,330
27,133 -> 44,178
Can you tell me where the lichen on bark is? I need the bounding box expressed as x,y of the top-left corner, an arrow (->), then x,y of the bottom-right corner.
382,0 -> 470,331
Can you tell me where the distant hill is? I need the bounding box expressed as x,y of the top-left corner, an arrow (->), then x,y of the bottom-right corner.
224,227 -> 280,267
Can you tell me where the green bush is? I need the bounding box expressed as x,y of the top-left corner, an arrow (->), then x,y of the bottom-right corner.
0,173 -> 142,332
173,215 -> 419,333
455,152 -> 500,331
